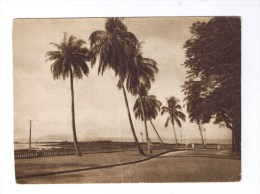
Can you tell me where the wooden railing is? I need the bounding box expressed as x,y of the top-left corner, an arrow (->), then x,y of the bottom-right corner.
14,145 -> 169,159
14,144 -> 231,159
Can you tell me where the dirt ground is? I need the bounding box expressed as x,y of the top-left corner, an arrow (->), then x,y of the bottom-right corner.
16,149 -> 241,183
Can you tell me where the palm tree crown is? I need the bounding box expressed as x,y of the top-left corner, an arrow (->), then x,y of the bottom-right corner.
161,97 -> 186,146
161,97 -> 186,128
133,85 -> 162,121
89,18 -> 138,83
46,34 -> 90,79
126,43 -> 158,95
133,85 -> 166,149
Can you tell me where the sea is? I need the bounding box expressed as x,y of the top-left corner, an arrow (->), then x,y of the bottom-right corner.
14,138 -> 231,151
14,143 -> 61,150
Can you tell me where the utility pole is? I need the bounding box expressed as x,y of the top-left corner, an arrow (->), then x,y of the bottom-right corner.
29,120 -> 33,152
180,129 -> 183,145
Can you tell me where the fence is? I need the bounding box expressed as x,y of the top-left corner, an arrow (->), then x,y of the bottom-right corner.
14,143 -> 231,159
15,148 -> 127,159
186,144 -> 232,149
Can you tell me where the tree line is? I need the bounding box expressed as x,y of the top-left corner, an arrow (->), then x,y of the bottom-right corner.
45,17 -> 241,156
182,17 -> 241,155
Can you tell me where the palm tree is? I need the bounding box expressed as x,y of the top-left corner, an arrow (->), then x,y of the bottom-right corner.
125,43 -> 158,154
182,81 -> 208,148
196,120 -> 206,148
133,86 -> 166,149
46,33 -> 90,156
89,18 -> 145,155
183,97 -> 207,148
161,97 -> 186,147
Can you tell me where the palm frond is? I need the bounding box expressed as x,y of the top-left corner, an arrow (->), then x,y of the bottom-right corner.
105,18 -> 127,33
45,51 -> 63,61
72,38 -> 86,50
133,97 -> 144,121
89,30 -> 106,48
177,111 -> 186,121
165,117 -> 170,128
162,96 -> 186,129
173,114 -> 182,128
161,106 -> 169,115
124,31 -> 139,46
68,35 -> 76,48
46,34 -> 90,80
174,104 -> 182,110
49,42 -> 61,49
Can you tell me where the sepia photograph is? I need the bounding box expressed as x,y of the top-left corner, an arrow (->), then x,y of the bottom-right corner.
13,17 -> 241,184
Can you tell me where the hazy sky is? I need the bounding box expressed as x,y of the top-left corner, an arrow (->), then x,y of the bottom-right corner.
13,17 -> 231,143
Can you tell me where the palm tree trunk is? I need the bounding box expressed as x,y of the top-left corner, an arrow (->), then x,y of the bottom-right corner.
69,67 -> 82,156
198,123 -> 206,148
149,119 -> 166,149
138,85 -> 151,154
171,118 -> 178,148
122,85 -> 145,156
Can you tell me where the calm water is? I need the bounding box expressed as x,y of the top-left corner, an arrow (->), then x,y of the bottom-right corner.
14,138 -> 231,151
14,143 -> 61,150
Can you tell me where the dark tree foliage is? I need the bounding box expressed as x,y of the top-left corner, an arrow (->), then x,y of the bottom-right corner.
182,17 -> 241,154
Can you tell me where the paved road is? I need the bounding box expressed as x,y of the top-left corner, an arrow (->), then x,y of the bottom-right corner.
17,150 -> 240,183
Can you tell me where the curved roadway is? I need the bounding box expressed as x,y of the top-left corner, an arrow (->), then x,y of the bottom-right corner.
17,150 -> 240,183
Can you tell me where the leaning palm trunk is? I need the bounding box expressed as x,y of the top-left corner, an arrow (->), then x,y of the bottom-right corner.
69,67 -> 82,156
122,86 -> 145,156
138,85 -> 152,154
198,123 -> 206,148
149,119 -> 166,149
171,118 -> 178,148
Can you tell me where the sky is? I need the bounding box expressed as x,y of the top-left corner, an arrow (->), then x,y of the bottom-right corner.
13,17 -> 232,143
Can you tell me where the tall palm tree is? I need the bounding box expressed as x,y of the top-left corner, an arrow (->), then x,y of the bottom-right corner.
133,86 -> 166,149
126,43 -> 158,154
46,33 -> 90,156
89,18 -> 145,155
161,97 -> 186,147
